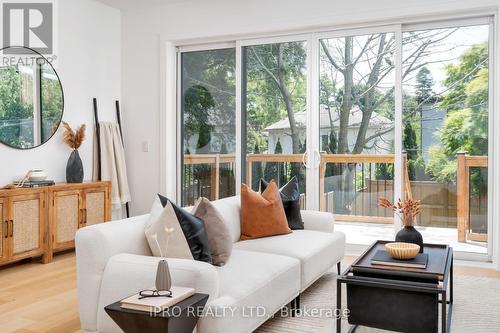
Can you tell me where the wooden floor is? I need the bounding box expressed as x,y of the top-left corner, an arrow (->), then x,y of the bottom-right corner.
1,252 -> 499,333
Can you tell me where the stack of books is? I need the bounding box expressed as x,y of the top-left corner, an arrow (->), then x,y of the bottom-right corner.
120,286 -> 195,313
13,180 -> 55,188
371,250 -> 428,269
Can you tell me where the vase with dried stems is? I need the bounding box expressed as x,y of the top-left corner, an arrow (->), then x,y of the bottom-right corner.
62,121 -> 86,183
379,197 -> 424,253
151,227 -> 174,292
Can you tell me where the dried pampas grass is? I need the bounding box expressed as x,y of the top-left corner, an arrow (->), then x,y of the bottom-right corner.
379,197 -> 422,227
62,121 -> 86,150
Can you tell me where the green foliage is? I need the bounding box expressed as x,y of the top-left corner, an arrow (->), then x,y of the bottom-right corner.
182,49 -> 235,154
184,84 -> 215,153
403,121 -> 425,180
246,42 -> 306,154
0,66 -> 34,147
439,43 -> 488,112
40,70 -> 64,141
427,43 -> 488,185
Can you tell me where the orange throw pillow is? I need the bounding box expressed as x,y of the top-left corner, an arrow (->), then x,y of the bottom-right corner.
240,180 -> 292,240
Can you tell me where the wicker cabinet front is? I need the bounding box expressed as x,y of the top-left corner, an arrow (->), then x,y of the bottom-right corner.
0,181 -> 111,266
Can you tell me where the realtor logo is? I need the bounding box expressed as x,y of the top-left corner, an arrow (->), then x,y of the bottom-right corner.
2,2 -> 53,54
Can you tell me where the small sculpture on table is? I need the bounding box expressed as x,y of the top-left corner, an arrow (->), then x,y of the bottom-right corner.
141,228 -> 174,299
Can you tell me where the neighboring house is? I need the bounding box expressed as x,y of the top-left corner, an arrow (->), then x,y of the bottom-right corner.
420,101 -> 445,162
263,105 -> 394,154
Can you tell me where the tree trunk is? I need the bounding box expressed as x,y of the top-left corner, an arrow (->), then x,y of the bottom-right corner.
277,45 -> 300,154
352,34 -> 387,154
338,36 -> 353,154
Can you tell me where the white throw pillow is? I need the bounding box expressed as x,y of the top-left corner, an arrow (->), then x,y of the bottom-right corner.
144,197 -> 193,259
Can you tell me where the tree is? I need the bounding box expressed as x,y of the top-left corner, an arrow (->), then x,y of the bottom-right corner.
415,67 -> 434,103
403,122 -> 424,180
426,43 -> 488,190
246,42 -> 306,154
183,84 -> 215,154
246,42 -> 306,190
0,66 -> 34,147
182,48 -> 236,154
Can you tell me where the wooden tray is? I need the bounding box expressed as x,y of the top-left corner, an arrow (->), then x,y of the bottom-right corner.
350,240 -> 451,282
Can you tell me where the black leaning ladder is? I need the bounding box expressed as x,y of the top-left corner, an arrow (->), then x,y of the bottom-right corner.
93,98 -> 131,218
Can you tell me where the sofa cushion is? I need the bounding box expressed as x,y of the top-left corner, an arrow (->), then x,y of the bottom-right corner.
192,197 -> 233,266
145,197 -> 193,260
199,249 -> 300,333
234,230 -> 346,290
210,196 -> 241,243
158,194 -> 212,263
240,181 -> 291,240
260,176 -> 304,230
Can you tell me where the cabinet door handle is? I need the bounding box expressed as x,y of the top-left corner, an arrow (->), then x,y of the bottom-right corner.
3,220 -> 7,239
83,208 -> 87,225
78,208 -> 82,227
9,219 -> 13,238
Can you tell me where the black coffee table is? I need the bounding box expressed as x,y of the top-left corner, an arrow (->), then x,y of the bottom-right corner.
336,240 -> 453,333
105,293 -> 209,333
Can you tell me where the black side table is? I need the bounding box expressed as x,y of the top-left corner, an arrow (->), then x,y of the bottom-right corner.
105,293 -> 209,333
336,241 -> 453,333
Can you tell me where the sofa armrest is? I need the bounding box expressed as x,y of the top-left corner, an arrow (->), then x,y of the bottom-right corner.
76,214 -> 152,332
301,210 -> 335,233
96,254 -> 219,333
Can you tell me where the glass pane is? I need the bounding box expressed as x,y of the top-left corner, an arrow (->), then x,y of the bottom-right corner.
41,64 -> 63,142
0,65 -> 35,148
319,33 -> 396,245
402,25 -> 489,253
181,48 -> 236,206
243,41 -> 307,204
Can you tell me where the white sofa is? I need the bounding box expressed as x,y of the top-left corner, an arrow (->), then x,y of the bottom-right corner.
76,196 -> 345,333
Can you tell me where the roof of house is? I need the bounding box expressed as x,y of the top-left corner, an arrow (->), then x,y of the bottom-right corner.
263,105 -> 393,132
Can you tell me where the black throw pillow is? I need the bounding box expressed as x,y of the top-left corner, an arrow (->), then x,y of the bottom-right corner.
260,177 -> 304,230
157,194 -> 212,263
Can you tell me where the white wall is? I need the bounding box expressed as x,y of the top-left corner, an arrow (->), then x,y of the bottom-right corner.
0,0 -> 121,189
120,0 -> 500,215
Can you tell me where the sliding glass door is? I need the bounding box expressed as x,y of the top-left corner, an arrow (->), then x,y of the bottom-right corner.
402,22 -> 491,254
242,40 -> 308,204
178,17 -> 494,259
180,48 -> 236,206
318,30 -> 397,245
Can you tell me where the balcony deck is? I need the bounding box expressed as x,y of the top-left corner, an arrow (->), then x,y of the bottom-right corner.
335,221 -> 488,254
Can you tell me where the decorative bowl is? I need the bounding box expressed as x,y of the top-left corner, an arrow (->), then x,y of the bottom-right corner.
385,242 -> 420,260
29,169 -> 47,182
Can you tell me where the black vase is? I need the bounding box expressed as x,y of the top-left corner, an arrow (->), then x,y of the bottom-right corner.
66,149 -> 84,183
395,226 -> 424,253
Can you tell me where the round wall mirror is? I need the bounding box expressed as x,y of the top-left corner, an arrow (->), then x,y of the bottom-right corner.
0,46 -> 64,149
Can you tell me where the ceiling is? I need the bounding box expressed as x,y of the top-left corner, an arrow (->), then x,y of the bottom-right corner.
95,0 -> 185,10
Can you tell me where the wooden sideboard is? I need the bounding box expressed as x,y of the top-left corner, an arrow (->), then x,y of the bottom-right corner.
0,181 -> 111,266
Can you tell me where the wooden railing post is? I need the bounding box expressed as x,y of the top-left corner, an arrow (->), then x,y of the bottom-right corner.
456,151 -> 468,242
213,155 -> 220,200
246,156 -> 252,187
402,151 -> 413,200
210,155 -> 218,201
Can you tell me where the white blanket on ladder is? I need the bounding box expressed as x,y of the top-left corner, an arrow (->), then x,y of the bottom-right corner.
93,122 -> 131,209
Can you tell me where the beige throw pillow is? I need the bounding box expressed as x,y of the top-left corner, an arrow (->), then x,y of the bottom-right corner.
192,197 -> 232,266
145,196 -> 193,260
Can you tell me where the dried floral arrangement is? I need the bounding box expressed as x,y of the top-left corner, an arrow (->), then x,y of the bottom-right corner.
62,121 -> 86,150
379,197 -> 422,227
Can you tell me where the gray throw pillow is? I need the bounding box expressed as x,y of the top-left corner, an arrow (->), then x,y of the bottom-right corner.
192,197 -> 233,266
